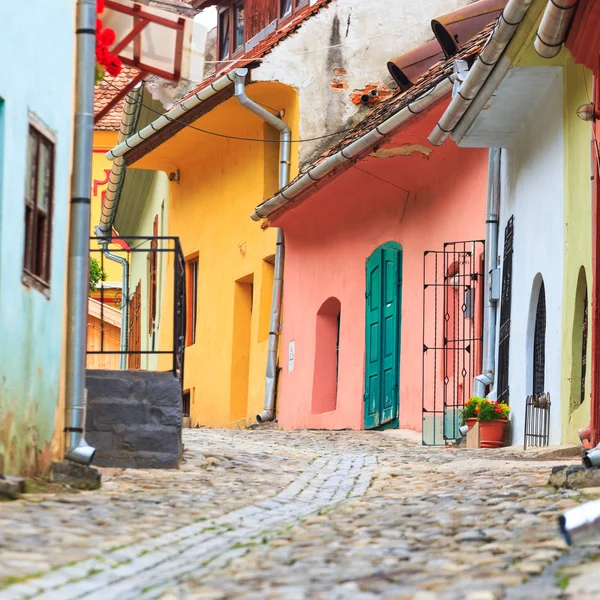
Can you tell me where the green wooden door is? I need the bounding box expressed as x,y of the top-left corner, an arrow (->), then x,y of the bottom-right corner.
364,244 -> 402,429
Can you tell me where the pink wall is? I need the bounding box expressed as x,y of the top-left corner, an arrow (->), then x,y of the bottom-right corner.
273,103 -> 488,431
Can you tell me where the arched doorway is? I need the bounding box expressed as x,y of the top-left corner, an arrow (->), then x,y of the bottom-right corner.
364,242 -> 402,429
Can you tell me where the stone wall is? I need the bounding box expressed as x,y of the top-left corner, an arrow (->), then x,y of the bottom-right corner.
85,370 -> 183,469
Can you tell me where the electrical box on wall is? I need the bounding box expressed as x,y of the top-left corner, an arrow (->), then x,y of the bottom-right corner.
490,268 -> 501,302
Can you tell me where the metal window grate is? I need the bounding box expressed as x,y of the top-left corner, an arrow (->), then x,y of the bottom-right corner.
533,281 -> 546,396
524,393 -> 551,449
422,240 -> 485,445
581,289 -> 588,406
497,216 -> 514,404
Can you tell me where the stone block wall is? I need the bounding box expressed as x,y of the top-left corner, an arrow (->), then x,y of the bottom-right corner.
85,370 -> 183,469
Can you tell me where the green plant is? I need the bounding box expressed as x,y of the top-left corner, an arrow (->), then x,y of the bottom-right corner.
89,257 -> 108,292
475,398 -> 510,422
460,397 -> 483,425
460,397 -> 511,424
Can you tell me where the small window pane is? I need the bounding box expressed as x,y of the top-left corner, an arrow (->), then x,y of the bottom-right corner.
37,141 -> 52,213
219,10 -> 230,60
26,130 -> 38,205
280,0 -> 292,17
233,3 -> 244,52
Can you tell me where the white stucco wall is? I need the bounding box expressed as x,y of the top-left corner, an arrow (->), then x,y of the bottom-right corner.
254,0 -> 476,163
494,72 -> 564,446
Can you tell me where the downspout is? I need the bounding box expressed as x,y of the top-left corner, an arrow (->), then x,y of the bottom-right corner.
64,0 -> 97,465
95,86 -> 142,368
534,0 -> 578,58
99,246 -> 129,369
474,148 -> 501,399
233,68 -> 290,423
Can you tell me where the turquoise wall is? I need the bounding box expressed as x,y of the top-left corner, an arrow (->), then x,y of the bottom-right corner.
0,2 -> 75,475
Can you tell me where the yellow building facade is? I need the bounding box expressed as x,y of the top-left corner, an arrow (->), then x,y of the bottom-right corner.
92,130 -> 125,296
133,81 -> 299,428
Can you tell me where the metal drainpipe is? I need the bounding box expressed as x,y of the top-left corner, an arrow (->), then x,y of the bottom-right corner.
233,68 -> 290,423
474,148 -> 501,399
64,0 -> 97,465
99,245 -> 129,370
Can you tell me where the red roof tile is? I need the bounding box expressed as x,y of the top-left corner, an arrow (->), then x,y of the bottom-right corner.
94,66 -> 142,131
259,23 -> 496,221
176,0 -> 332,106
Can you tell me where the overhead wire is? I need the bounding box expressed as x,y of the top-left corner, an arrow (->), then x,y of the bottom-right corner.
102,78 -> 366,144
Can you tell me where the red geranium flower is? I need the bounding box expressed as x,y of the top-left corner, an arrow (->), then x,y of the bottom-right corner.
101,28 -> 116,46
97,0 -> 105,14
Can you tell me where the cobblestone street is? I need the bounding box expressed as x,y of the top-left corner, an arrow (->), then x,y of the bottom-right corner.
1,429 -> 599,600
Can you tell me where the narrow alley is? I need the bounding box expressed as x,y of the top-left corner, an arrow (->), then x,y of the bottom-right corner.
1,430 -> 596,600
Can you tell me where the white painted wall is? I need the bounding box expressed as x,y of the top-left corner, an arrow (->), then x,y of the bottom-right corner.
494,72 -> 564,446
254,0 -> 476,163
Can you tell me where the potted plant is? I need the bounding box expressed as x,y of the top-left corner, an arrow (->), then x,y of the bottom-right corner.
475,398 -> 511,448
460,397 -> 482,431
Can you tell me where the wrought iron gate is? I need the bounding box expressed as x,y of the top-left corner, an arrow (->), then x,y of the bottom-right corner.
422,240 -> 485,445
497,216 -> 514,403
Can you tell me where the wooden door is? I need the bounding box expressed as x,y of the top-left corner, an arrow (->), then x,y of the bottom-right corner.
128,280 -> 142,370
364,244 -> 402,429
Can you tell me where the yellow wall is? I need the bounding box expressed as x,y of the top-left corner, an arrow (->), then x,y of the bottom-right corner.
92,130 -> 124,285
517,45 -> 594,443
134,82 -> 299,428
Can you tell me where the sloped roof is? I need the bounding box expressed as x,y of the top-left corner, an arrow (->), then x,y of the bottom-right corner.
256,23 -> 496,221
176,0 -> 332,107
94,66 -> 142,131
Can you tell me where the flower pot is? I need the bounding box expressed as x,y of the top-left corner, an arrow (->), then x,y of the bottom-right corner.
579,424 -> 591,443
479,419 -> 508,448
466,418 -> 477,432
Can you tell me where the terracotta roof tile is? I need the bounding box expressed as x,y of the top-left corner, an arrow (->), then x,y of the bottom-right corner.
176,0 -> 332,106
94,66 -> 142,131
258,22 -> 496,221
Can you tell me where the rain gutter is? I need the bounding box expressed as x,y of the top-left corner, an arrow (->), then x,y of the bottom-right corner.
106,71 -> 238,161
534,0 -> 578,58
233,68 -> 290,423
251,78 -> 453,221
96,83 -> 143,237
428,0 -> 534,147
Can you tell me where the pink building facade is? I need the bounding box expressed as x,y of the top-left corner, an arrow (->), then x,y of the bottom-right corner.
271,102 -> 489,434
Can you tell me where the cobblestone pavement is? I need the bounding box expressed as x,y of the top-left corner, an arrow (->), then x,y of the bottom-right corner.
0,429 -> 598,599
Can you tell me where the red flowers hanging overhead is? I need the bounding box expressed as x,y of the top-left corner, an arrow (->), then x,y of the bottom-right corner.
95,0 -> 122,84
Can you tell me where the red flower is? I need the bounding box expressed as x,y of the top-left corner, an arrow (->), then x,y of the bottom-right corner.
96,41 -> 108,63
475,407 -> 481,414
495,406 -> 504,414
96,18 -> 103,33
106,55 -> 122,77
101,27 -> 116,47
97,0 -> 105,14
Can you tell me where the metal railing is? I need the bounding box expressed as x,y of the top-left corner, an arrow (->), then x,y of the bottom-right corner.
87,236 -> 186,383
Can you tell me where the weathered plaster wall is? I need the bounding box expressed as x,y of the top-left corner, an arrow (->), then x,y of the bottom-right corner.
132,82 -> 300,428
0,2 -> 75,475
494,73 -> 564,446
255,0 -> 476,164
272,102 -> 488,431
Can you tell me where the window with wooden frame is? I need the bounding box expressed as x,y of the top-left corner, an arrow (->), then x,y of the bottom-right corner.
23,117 -> 55,292
186,255 -> 199,346
279,0 -> 308,23
148,215 -> 159,334
218,0 -> 245,61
